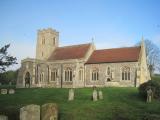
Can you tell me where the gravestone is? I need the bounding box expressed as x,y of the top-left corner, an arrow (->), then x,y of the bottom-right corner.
41,103 -> 58,120
68,88 -> 74,101
20,104 -> 40,120
0,115 -> 8,120
98,90 -> 103,100
1,89 -> 7,94
25,84 -> 30,88
8,89 -> 15,94
92,89 -> 98,101
147,88 -> 153,103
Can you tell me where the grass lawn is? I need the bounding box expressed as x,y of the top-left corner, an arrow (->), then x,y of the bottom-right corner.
0,87 -> 160,120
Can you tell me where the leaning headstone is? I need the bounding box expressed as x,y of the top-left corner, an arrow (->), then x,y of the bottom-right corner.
41,103 -> 58,120
92,89 -> 98,101
8,89 -> 15,94
1,89 -> 7,95
98,90 -> 103,100
0,115 -> 8,120
20,104 -> 40,120
147,88 -> 153,103
68,88 -> 74,101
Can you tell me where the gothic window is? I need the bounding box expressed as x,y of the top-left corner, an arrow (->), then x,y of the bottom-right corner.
53,37 -> 56,45
51,69 -> 58,81
122,67 -> 130,80
79,68 -> 83,81
107,67 -> 111,75
42,52 -> 43,57
92,68 -> 99,81
42,37 -> 45,45
40,72 -> 44,82
65,68 -> 72,82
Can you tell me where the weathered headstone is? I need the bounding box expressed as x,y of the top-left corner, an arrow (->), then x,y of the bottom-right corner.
0,115 -> 8,120
92,89 -> 98,101
68,88 -> 74,101
98,90 -> 103,100
20,104 -> 40,120
1,89 -> 7,95
25,84 -> 30,88
147,88 -> 153,103
8,89 -> 15,94
41,103 -> 58,120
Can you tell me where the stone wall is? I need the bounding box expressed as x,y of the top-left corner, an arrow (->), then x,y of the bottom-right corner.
85,62 -> 138,87
16,58 -> 36,88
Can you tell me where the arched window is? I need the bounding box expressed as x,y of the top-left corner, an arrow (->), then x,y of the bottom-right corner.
92,68 -> 99,81
53,37 -> 56,45
122,67 -> 130,80
79,68 -> 83,81
42,37 -> 45,45
42,51 -> 43,57
40,72 -> 44,82
51,69 -> 58,81
65,68 -> 72,81
107,67 -> 111,75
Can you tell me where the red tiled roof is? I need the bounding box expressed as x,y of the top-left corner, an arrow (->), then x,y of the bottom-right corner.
86,47 -> 141,64
48,43 -> 91,61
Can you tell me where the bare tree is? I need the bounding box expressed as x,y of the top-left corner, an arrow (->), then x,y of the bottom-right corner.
144,40 -> 160,76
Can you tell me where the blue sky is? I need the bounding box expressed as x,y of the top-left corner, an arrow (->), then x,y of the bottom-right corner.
0,0 -> 160,69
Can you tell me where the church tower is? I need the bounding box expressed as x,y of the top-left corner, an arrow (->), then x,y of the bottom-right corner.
36,28 -> 59,60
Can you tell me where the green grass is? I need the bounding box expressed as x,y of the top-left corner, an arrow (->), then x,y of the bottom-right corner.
0,87 -> 160,120
152,75 -> 160,81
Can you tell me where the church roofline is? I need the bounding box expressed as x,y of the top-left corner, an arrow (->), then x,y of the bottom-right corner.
57,43 -> 92,49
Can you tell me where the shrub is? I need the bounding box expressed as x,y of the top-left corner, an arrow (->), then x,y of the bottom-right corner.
139,80 -> 160,100
142,113 -> 160,120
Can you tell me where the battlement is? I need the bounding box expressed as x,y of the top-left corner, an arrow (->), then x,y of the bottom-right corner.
38,28 -> 59,35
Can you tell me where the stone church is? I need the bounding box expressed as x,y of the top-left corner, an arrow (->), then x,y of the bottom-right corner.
16,28 -> 151,88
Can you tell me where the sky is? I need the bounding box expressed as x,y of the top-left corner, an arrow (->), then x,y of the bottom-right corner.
0,0 -> 160,70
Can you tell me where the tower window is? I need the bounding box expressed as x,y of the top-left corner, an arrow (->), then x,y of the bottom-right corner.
53,37 -> 56,45
42,37 -> 45,45
42,52 -> 43,57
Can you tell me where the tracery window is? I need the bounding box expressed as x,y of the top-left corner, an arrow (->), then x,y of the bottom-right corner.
40,72 -> 44,82
65,68 -> 72,81
92,68 -> 99,81
122,67 -> 130,80
51,69 -> 58,81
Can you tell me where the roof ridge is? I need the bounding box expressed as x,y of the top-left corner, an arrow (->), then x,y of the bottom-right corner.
95,46 -> 141,51
57,43 -> 91,49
